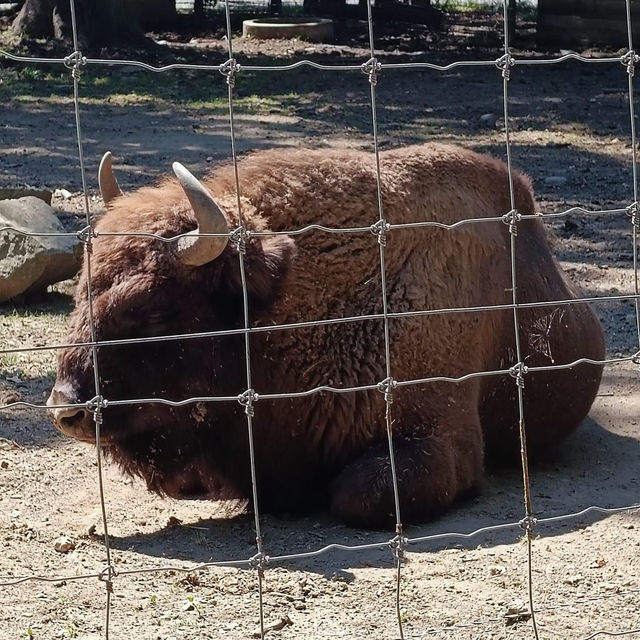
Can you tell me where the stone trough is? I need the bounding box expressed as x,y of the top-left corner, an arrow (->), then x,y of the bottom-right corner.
242,17 -> 334,42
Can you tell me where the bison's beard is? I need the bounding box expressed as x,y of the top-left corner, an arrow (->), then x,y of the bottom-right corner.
98,404 -> 249,504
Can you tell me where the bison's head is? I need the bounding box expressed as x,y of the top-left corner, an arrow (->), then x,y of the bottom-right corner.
46,153 -> 293,494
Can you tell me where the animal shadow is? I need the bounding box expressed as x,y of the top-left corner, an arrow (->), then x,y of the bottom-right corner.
108,409 -> 640,576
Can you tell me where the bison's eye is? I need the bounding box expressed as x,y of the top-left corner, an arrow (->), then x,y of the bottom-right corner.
99,298 -> 180,341
142,309 -> 181,337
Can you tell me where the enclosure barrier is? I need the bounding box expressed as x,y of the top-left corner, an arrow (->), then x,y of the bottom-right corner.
1,1 -> 640,638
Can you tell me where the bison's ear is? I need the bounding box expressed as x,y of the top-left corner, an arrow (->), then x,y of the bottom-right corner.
98,151 -> 124,205
173,162 -> 230,267
227,235 -> 296,311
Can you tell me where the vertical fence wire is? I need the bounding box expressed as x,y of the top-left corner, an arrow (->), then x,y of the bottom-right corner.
221,4 -> 266,638
363,2 -> 406,638
499,2 -> 539,639
67,1 -> 114,637
624,0 -> 640,351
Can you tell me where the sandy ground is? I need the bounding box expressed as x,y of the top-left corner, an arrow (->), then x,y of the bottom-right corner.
1,23 -> 640,640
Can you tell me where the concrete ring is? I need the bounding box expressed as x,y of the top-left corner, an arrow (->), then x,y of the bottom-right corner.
242,17 -> 334,42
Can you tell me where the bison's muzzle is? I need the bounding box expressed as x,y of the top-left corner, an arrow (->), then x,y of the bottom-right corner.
47,384 -> 95,443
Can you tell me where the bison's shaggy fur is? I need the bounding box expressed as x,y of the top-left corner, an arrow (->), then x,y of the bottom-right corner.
49,144 -> 605,527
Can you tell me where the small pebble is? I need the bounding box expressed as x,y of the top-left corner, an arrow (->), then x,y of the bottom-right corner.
251,615 -> 292,637
54,536 -> 75,554
53,188 -> 73,199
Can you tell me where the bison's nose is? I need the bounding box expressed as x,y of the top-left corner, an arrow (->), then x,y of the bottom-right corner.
47,384 -> 94,442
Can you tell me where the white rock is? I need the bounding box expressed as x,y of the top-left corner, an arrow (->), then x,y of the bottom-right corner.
53,188 -> 73,200
479,113 -> 497,124
54,535 -> 75,553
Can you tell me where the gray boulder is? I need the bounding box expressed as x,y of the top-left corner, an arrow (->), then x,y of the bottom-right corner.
0,197 -> 81,302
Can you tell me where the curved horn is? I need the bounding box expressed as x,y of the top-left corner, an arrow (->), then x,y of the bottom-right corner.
98,151 -> 123,205
172,162 -> 229,267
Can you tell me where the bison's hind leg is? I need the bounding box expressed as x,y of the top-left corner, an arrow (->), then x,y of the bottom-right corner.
330,414 -> 484,528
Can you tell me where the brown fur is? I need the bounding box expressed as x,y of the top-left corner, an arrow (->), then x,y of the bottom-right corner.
49,144 -> 605,527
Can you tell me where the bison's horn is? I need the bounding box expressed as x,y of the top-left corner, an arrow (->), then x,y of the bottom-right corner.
172,162 -> 229,267
98,151 -> 124,205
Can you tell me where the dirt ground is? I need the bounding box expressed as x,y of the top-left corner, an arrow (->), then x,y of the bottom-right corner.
1,19 -> 640,640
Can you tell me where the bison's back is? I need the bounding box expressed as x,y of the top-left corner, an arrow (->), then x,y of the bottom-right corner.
237,146 -> 533,455
211,144 -> 531,229
228,144 -> 602,468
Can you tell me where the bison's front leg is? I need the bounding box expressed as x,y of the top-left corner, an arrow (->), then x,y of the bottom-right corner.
330,413 -> 484,528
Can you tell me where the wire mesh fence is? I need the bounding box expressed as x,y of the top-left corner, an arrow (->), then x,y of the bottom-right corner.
0,0 -> 639,638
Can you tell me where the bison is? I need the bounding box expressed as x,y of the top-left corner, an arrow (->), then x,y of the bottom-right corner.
47,144 -> 605,527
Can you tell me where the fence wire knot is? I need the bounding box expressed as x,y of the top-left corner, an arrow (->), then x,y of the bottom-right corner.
389,530 -> 408,562
98,564 -> 117,592
519,515 -> 538,533
230,225 -> 250,254
77,225 -> 96,245
370,219 -> 391,246
220,58 -> 240,86
63,51 -> 87,78
86,395 -> 108,425
509,362 -> 528,387
632,350 -> 640,365
621,50 -> 640,76
238,388 -> 258,417
362,57 -> 382,85
377,376 -> 396,403
249,551 -> 268,571
495,53 -> 515,80
626,202 -> 640,227
502,209 -> 521,235
86,395 -> 108,413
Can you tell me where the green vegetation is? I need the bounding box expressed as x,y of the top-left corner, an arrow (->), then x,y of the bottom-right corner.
432,0 -> 536,10
0,298 -> 70,381
65,623 -> 78,639
1,63 -> 302,113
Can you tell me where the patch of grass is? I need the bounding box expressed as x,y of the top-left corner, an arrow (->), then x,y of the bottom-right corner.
0,353 -> 20,370
1,62 -> 302,115
0,300 -> 69,381
184,595 -> 204,618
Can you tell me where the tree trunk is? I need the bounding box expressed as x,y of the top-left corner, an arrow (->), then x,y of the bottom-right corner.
12,0 -> 176,46
12,0 -> 56,38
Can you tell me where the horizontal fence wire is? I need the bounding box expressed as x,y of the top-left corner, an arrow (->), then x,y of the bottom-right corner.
1,294 -> 640,361
0,204 -> 632,239
3,353 -> 638,412
0,48 -> 632,71
0,1 -> 639,638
